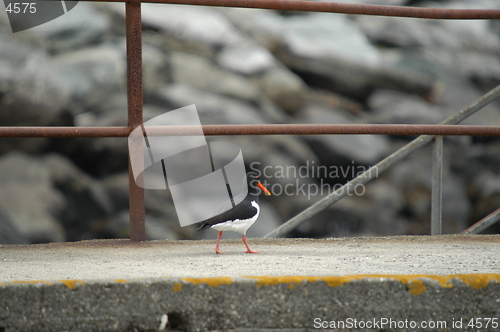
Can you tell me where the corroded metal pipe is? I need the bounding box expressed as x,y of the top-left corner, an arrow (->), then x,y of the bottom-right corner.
461,207 -> 500,235
1,124 -> 500,137
126,0 -> 146,242
85,0 -> 500,20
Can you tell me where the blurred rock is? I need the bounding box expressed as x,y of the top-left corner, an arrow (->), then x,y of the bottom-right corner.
0,207 -> 29,244
0,35 -> 70,126
53,43 -> 126,110
293,104 -> 391,165
217,40 -> 276,75
379,50 -> 500,125
0,152 -> 114,243
153,84 -> 266,124
419,49 -> 500,91
255,66 -> 309,114
0,183 -> 66,243
278,52 -> 437,101
281,13 -> 380,67
356,14 -> 500,51
368,90 -> 453,124
18,3 -> 112,53
220,8 -> 283,50
0,37 -> 69,153
170,51 -> 261,101
0,183 -> 65,243
224,8 -> 425,105
142,43 -> 171,92
141,4 -> 244,55
0,153 -> 66,243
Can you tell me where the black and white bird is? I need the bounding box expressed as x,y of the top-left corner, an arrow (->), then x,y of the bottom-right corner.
197,171 -> 271,254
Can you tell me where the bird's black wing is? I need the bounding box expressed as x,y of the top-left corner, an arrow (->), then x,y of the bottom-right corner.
196,193 -> 255,230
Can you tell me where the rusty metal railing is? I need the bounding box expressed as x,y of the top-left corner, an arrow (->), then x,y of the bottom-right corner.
265,84 -> 500,238
2,1 -> 500,241
1,124 -> 500,137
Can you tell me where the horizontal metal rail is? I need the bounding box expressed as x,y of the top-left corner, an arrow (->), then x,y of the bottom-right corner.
83,0 -> 500,20
1,124 -> 500,137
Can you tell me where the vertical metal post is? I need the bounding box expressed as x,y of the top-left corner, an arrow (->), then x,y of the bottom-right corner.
126,0 -> 145,242
431,136 -> 443,235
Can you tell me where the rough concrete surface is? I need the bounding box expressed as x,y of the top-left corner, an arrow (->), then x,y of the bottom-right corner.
1,235 -> 499,332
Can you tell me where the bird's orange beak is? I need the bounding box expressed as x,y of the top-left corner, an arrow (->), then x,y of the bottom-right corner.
257,181 -> 271,196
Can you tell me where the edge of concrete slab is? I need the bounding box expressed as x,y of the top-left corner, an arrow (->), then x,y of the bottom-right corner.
2,235 -> 499,331
2,273 -> 500,332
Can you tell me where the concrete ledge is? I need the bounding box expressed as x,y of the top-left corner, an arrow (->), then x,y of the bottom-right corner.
1,235 -> 499,331
1,275 -> 500,331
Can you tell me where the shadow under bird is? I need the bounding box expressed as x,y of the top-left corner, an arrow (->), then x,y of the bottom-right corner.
197,171 -> 271,254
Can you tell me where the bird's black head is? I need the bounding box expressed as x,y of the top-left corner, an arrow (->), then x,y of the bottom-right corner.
247,171 -> 271,197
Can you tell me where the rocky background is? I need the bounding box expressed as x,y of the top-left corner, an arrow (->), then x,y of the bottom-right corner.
1,0 -> 500,244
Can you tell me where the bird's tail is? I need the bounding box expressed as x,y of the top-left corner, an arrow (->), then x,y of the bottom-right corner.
197,223 -> 208,231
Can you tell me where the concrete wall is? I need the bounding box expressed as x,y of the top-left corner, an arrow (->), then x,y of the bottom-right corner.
1,275 -> 499,331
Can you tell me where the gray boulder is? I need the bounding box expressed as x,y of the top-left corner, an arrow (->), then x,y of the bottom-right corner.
0,183 -> 65,243
280,13 -> 380,67
0,34 -> 70,130
102,3 -> 245,57
142,43 -> 172,92
52,44 -> 126,110
368,89 -> 454,124
277,51 -> 436,101
0,207 -> 29,244
0,153 -> 66,243
255,66 -> 309,114
220,8 -> 283,50
153,84 -> 266,124
17,3 -> 112,53
355,13 -> 500,51
217,41 -> 276,75
0,152 -> 114,243
293,104 -> 391,165
170,51 -> 261,101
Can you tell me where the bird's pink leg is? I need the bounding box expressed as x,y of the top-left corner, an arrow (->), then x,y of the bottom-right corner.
242,235 -> 259,254
215,231 -> 227,255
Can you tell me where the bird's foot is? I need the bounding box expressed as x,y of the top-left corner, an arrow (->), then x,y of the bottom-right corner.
215,250 -> 228,255
244,249 -> 260,254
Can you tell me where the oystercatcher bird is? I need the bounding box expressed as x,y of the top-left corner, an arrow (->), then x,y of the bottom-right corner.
197,171 -> 271,254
